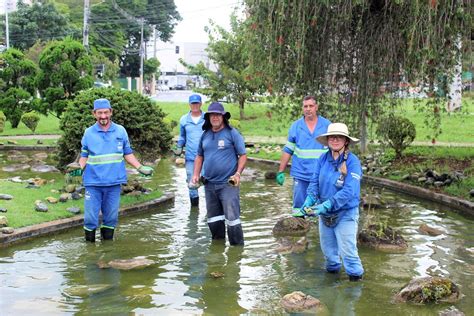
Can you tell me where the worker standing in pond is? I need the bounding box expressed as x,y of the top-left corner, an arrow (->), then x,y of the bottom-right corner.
70,98 -> 153,242
276,95 -> 331,216
191,102 -> 247,246
175,94 -> 205,207
302,123 -> 364,281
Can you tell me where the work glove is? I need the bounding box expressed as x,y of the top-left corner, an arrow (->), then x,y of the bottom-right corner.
172,146 -> 183,156
137,165 -> 154,176
66,162 -> 83,177
312,200 -> 333,215
276,171 -> 285,186
68,169 -> 83,177
301,195 -> 317,210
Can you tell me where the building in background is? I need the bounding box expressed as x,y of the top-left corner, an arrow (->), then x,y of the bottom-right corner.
147,40 -> 217,90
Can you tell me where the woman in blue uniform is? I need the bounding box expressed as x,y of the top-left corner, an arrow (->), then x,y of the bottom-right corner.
301,123 -> 364,281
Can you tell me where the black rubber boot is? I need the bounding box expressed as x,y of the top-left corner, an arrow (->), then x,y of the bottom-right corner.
190,197 -> 199,207
85,229 -> 96,242
349,275 -> 363,282
100,227 -> 114,240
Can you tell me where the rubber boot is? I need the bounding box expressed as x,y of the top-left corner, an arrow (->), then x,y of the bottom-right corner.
100,227 -> 114,240
349,275 -> 362,282
190,197 -> 199,207
85,229 -> 96,242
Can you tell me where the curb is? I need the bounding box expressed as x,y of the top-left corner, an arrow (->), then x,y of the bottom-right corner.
0,145 -> 57,151
248,157 -> 474,217
0,192 -> 175,248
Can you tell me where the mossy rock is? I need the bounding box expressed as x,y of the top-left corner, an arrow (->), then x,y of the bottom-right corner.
358,223 -> 408,252
272,217 -> 311,237
394,276 -> 462,304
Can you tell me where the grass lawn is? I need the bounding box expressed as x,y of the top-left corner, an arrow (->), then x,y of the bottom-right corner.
0,114 -> 61,136
0,176 -> 163,229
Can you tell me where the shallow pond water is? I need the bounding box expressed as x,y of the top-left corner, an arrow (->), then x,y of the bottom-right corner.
0,157 -> 473,315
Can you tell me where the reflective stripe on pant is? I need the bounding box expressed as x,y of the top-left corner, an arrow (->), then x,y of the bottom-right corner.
319,207 -> 364,277
84,185 -> 121,231
205,182 -> 244,245
292,178 -> 309,213
185,160 -> 199,199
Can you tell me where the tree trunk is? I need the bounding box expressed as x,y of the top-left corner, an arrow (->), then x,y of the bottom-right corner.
359,107 -> 368,154
239,97 -> 245,120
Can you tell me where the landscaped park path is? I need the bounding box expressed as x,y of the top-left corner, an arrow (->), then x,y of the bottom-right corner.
0,134 -> 473,147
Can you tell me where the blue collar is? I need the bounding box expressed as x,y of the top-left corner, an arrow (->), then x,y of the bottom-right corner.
93,121 -> 116,133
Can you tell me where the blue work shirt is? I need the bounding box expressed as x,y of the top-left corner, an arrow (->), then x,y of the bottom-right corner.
80,122 -> 133,186
283,115 -> 331,181
177,111 -> 205,161
306,151 -> 362,213
197,126 -> 246,184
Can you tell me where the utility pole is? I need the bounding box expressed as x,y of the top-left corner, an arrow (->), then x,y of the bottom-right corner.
82,0 -> 90,51
151,26 -> 157,95
139,17 -> 144,94
5,3 -> 10,49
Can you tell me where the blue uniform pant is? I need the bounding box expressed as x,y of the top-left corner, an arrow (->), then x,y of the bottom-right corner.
319,207 -> 364,277
204,183 -> 244,245
292,178 -> 310,213
185,160 -> 199,199
84,185 -> 121,231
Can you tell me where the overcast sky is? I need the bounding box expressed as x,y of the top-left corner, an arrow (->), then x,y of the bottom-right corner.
171,0 -> 242,43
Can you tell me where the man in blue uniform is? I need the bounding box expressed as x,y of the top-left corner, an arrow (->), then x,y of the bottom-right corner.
75,98 -> 153,242
191,102 -> 247,246
276,95 -> 331,216
175,94 -> 205,207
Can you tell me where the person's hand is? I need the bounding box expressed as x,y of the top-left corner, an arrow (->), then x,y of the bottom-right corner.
301,195 -> 316,210
314,200 -> 332,215
137,165 -> 154,176
276,171 -> 285,186
172,147 -> 183,156
191,175 -> 200,186
68,169 -> 83,177
228,172 -> 241,186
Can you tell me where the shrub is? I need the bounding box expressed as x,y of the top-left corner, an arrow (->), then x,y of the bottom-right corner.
229,118 -> 241,129
57,88 -> 173,168
163,116 -> 178,130
376,115 -> 416,159
21,111 -> 40,133
0,111 -> 5,133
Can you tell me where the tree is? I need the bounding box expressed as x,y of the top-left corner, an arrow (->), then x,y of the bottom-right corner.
0,1 -> 79,51
144,57 -> 160,81
57,88 -> 172,167
87,0 -> 181,77
182,15 -> 263,119
0,48 -> 37,127
36,38 -> 93,118
244,0 -> 471,150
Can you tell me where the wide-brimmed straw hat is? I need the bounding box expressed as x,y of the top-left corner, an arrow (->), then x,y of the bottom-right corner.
316,123 -> 359,146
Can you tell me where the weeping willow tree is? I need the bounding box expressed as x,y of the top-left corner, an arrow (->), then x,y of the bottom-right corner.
243,0 -> 471,150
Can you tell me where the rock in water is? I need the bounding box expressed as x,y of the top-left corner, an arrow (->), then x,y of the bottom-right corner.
280,291 -> 324,313
97,258 -> 154,270
394,276 -> 462,304
272,217 -> 311,237
64,284 -> 114,297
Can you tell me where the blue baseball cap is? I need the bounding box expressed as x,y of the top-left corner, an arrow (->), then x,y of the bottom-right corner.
93,98 -> 111,110
189,94 -> 202,104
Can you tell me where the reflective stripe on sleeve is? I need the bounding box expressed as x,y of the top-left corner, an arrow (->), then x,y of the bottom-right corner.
284,141 -> 296,152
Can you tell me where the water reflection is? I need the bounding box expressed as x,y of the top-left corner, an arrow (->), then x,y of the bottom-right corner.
0,158 -> 473,315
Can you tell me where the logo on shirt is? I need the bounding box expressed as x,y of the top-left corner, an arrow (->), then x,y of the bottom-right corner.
218,139 -> 225,149
117,141 -> 123,151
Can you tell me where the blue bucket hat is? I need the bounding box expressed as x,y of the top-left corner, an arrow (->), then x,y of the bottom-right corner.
93,98 -> 111,110
205,102 -> 230,119
189,94 -> 202,104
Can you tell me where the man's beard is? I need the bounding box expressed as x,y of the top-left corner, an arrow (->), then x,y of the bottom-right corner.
99,119 -> 109,126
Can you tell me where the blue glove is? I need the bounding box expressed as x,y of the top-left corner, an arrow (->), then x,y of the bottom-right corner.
313,200 -> 332,215
172,146 -> 183,156
137,165 -> 154,176
301,195 -> 316,210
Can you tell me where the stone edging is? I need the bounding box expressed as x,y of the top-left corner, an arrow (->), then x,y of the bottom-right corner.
0,192 -> 175,248
247,157 -> 474,217
0,145 -> 57,151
